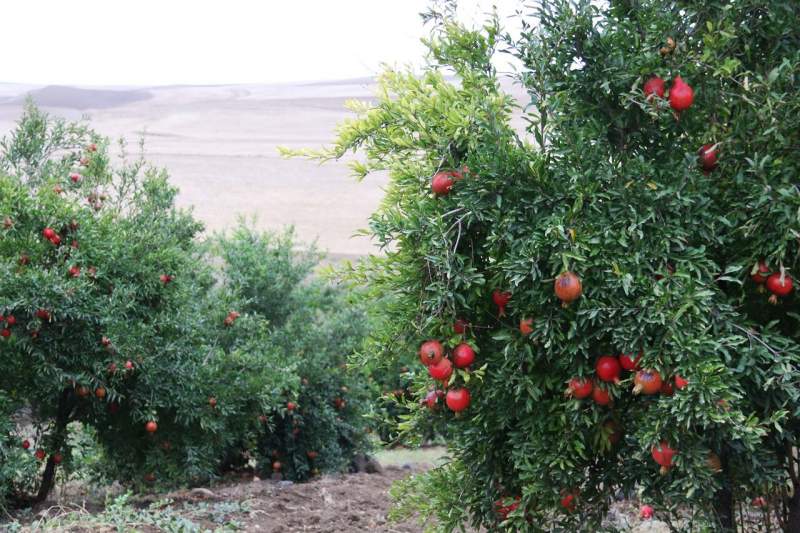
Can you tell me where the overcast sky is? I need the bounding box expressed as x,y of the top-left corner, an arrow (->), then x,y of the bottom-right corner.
1,0 -> 522,86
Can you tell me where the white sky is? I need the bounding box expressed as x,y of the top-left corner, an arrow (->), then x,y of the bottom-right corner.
0,0 -> 522,86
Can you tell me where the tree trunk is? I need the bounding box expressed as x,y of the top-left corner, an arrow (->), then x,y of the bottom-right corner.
714,485 -> 735,532
32,387 -> 74,504
786,487 -> 800,532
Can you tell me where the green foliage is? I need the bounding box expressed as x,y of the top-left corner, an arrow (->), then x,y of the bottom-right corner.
306,1 -> 800,531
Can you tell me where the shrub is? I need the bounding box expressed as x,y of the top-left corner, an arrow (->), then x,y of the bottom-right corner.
303,2 -> 800,531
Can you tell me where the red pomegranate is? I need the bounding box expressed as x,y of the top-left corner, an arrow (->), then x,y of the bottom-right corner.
424,389 -> 445,410
651,441 -> 677,474
566,378 -> 593,399
595,356 -> 621,384
306,450 -> 318,460
495,496 -> 520,520
554,272 -> 582,306
640,505 -> 654,520
453,319 -> 469,335
633,370 -> 662,395
287,401 -> 296,411
660,380 -> 674,396
669,76 -> 694,112
674,375 -> 688,389
751,261 -> 771,285
519,317 -> 534,335
160,274 -> 173,284
698,143 -> 719,171
22,439 -> 30,450
452,343 -> 475,368
42,228 -> 56,240
592,385 -> 612,406
209,397 -> 217,408
69,265 -> 81,278
766,272 -> 793,301
419,340 -> 444,366
643,76 -> 665,99
145,420 -> 158,433
446,388 -> 471,412
0,329 -> 9,338
619,352 -> 642,371
53,453 -> 63,465
36,309 -> 51,321
35,449 -> 46,461
70,173 -> 81,183
431,171 -> 455,196
560,492 -> 576,512
492,290 -> 511,317
5,315 -> 16,326
428,357 -> 453,382
272,461 -> 282,472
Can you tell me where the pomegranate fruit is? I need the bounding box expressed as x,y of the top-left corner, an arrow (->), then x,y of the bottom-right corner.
495,496 -> 520,520
660,380 -> 674,396
145,420 -> 158,433
5,315 -> 16,326
22,439 -> 30,449
674,375 -> 688,389
124,360 -> 134,370
492,290 -> 511,317
36,309 -> 51,321
633,370 -> 662,395
619,352 -> 641,371
651,441 -> 677,474
95,387 -> 106,399
209,397 -> 217,408
751,261 -> 771,284
419,340 -> 444,366
428,357 -> 453,382
160,274 -> 173,284
560,492 -> 576,512
453,318 -> 469,335
307,450 -> 318,460
566,378 -> 593,399
519,317 -> 534,335
42,228 -> 56,240
70,173 -> 81,183
272,460 -> 282,472
592,385 -> 612,406
643,76 -> 665,99
424,389 -> 445,409
0,329 -> 9,338
452,342 -> 475,368
766,272 -> 793,302
445,388 -> 471,412
595,356 -> 621,384
640,505 -> 654,520
669,76 -> 694,112
53,453 -> 63,465
69,265 -> 81,277
35,449 -> 46,461
431,171 -> 455,196
287,401 -> 296,411
554,272 -> 582,306
698,143 -> 719,171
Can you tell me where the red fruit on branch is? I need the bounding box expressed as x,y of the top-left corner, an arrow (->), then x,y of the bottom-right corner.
53,453 -> 63,465
698,143 -> 719,171
159,274 -> 173,284
428,357 -> 453,382
0,329 -> 9,338
286,401 -> 296,411
70,173 -> 81,183
633,370 -> 663,395
42,228 -> 56,240
36,309 -> 51,321
643,76 -> 665,99
554,272 -> 582,306
35,449 -> 46,461
431,171 -> 455,196
519,317 -> 534,335
95,387 -> 106,399
144,472 -> 156,483
101,336 -> 112,347
453,318 -> 469,335
446,388 -> 471,412
660,380 -> 674,396
145,420 -> 158,433
69,265 -> 81,278
452,343 -> 475,368
495,496 -> 520,520
492,290 -> 511,317
124,360 -> 134,371
766,272 -> 793,304
619,352 -> 641,371
22,439 -> 30,450
4,315 -> 14,327
751,261 -> 771,285
419,340 -> 444,366
272,461 -> 282,472
560,492 -> 576,512
640,505 -> 654,520
209,397 -> 217,408
108,402 -> 120,414
674,375 -> 688,389
424,389 -> 445,409
651,441 -> 677,474
50,235 -> 61,246
566,378 -> 593,399
592,385 -> 612,406
307,450 -> 318,460
669,76 -> 694,112
595,356 -> 621,384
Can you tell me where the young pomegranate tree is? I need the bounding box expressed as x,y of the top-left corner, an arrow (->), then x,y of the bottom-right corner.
303,1 -> 800,531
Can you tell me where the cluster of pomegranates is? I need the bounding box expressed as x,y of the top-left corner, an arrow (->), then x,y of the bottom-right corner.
418,339 -> 472,412
751,261 -> 793,304
0,313 -> 17,339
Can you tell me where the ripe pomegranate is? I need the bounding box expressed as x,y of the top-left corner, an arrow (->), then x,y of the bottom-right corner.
554,272 -> 582,306
752,497 -> 767,507
619,352 -> 641,371
144,472 -> 156,483
592,385 -> 612,406
519,317 -> 534,335
95,387 -> 106,399
35,449 -> 46,461
209,397 -> 217,408
287,401 -> 296,411
660,380 -> 674,396
76,386 -> 90,398
651,441 -> 677,474
145,420 -> 158,433
5,315 -> 16,326
36,309 -> 51,321
751,261 -> 771,285
698,143 -> 719,171
452,343 -> 475,368
124,360 -> 134,371
42,228 -> 56,240
160,274 -> 173,284
492,290 -> 511,317
307,450 -> 318,460
766,272 -> 793,304
445,388 -> 471,412
50,234 -> 61,246
334,397 -> 346,409
428,357 -> 453,382
707,452 -> 722,474
453,318 -> 469,335
495,496 -> 520,520
419,340 -> 444,366
674,375 -> 688,389
69,265 -> 81,278
669,76 -> 694,112
643,76 -> 665,99
53,453 -> 63,465
101,336 -> 111,347
565,378 -> 593,399
70,173 -> 81,183
424,389 -> 445,410
22,439 -> 30,450
272,461 -> 282,472
640,505 -> 654,520
633,370 -> 662,395
595,356 -> 621,384
223,316 -> 234,327
0,329 -> 9,338
431,171 -> 455,196
560,492 -> 576,512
